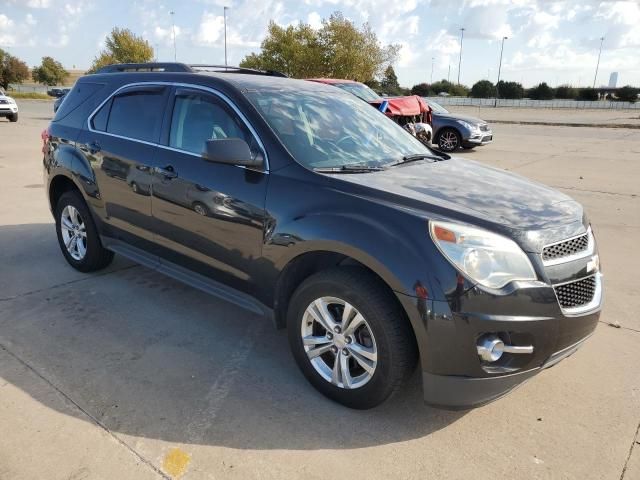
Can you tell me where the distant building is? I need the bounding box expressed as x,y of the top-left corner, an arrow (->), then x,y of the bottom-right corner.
608,72 -> 618,88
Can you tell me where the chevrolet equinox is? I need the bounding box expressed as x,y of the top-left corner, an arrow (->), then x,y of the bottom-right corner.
43,63 -> 603,409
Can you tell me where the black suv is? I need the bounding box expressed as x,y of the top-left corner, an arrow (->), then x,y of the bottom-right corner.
43,63 -> 602,409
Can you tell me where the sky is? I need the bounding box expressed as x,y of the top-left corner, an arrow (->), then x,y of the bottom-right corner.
1,0 -> 639,88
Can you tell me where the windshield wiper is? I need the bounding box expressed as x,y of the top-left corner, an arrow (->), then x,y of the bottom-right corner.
387,153 -> 444,167
313,164 -> 386,173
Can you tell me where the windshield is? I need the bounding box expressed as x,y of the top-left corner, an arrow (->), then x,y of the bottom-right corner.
246,88 -> 432,170
335,83 -> 381,102
425,99 -> 449,114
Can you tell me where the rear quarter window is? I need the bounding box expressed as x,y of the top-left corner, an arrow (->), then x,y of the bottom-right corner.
52,82 -> 105,122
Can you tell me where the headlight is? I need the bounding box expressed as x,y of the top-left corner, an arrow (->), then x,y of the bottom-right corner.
457,120 -> 478,131
430,220 -> 537,289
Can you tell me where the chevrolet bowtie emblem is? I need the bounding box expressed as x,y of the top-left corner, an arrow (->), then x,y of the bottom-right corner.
586,254 -> 600,273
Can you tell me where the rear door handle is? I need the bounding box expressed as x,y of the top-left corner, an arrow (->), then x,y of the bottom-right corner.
154,165 -> 177,179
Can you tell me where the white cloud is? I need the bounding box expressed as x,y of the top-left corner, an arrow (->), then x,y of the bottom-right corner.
195,12 -> 225,45
25,14 -> 37,25
307,11 -> 322,29
27,0 -> 51,7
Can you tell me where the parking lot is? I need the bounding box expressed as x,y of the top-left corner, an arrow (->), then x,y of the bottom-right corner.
1,100 -> 639,479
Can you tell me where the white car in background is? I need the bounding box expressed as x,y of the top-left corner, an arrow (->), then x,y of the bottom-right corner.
0,89 -> 19,122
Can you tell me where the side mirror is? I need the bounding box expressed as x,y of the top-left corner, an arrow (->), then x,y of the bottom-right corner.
203,138 -> 263,168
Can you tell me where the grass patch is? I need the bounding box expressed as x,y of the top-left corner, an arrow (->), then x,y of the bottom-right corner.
7,92 -> 53,100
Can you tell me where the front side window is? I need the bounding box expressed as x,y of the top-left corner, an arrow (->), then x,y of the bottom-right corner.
104,88 -> 167,142
169,91 -> 259,157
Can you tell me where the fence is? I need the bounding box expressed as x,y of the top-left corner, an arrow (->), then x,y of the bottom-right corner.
8,84 -> 50,94
426,96 -> 640,110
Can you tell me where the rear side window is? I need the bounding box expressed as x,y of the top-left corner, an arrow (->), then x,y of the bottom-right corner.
104,88 -> 167,142
52,82 -> 105,122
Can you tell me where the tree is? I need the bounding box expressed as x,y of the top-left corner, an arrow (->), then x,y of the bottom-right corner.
528,82 -> 554,100
470,79 -> 494,98
240,12 -> 399,82
577,88 -> 598,101
555,85 -> 577,99
616,85 -> 639,103
429,79 -> 469,97
88,28 -> 153,73
497,81 -> 524,99
32,56 -> 69,86
380,66 -> 401,95
0,49 -> 29,90
411,83 -> 430,96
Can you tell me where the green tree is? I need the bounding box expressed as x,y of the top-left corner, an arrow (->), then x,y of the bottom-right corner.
577,88 -> 598,101
470,79 -> 494,98
240,12 -> 399,82
616,85 -> 639,103
554,85 -> 577,99
528,82 -> 554,100
380,66 -> 401,95
497,81 -> 524,99
410,83 -> 430,96
0,48 -> 30,90
88,27 -> 154,73
32,56 -> 69,86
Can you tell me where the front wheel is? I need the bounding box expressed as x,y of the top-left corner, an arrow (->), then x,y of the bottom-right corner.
9,113 -> 18,122
287,268 -> 418,409
437,128 -> 461,152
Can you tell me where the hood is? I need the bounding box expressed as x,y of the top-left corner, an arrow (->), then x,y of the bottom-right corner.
382,96 -> 430,116
434,112 -> 485,124
329,158 -> 585,251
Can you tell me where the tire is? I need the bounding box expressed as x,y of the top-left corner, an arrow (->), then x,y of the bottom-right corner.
437,128 -> 461,152
193,201 -> 209,216
287,267 -> 418,409
55,190 -> 114,272
9,113 -> 18,122
131,181 -> 139,194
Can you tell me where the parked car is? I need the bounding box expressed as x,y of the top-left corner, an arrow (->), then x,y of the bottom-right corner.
43,63 -> 602,410
307,78 -> 433,145
53,90 -> 70,113
0,91 -> 18,122
47,87 -> 70,98
424,98 -> 493,152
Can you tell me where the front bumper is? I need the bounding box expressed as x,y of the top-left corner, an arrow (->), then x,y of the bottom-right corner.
464,130 -> 493,146
0,106 -> 18,116
395,274 -> 601,409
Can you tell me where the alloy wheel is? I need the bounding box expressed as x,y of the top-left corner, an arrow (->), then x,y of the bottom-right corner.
301,296 -> 378,389
439,130 -> 459,151
60,205 -> 87,261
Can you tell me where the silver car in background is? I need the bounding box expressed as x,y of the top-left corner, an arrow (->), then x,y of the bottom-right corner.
425,99 -> 493,152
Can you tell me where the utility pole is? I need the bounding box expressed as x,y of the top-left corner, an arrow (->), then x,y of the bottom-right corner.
457,27 -> 465,85
592,36 -> 604,88
430,57 -> 435,83
496,36 -> 508,100
169,11 -> 176,61
447,63 -> 451,83
224,6 -> 229,66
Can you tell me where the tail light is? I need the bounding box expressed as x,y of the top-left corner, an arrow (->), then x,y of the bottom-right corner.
41,128 -> 50,154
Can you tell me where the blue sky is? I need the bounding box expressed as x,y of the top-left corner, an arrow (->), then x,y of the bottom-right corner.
1,0 -> 639,87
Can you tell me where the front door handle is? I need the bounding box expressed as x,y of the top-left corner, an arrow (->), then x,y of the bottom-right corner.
154,165 -> 177,179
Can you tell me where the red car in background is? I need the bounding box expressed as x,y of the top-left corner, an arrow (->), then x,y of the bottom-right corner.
307,78 -> 433,146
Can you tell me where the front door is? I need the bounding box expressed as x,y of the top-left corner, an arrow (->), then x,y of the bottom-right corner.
151,86 -> 269,295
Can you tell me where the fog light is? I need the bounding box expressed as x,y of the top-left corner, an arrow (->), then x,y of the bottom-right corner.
477,334 -> 534,362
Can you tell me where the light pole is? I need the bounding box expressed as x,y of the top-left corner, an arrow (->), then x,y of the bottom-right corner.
496,36 -> 508,99
447,63 -> 451,83
224,6 -> 229,66
169,10 -> 176,61
430,57 -> 435,83
457,27 -> 465,85
592,36 -> 604,89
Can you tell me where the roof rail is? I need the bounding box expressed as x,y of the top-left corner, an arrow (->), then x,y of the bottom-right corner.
188,64 -> 288,77
94,63 -> 194,74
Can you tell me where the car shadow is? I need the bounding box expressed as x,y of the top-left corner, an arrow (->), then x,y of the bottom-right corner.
0,223 -> 465,451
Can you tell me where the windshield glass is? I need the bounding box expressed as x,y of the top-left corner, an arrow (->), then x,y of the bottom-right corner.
425,99 -> 449,114
335,83 -> 381,102
246,88 -> 432,170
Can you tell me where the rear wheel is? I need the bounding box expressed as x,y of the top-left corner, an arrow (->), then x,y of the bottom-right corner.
287,267 -> 417,409
437,128 -> 461,152
55,190 -> 114,272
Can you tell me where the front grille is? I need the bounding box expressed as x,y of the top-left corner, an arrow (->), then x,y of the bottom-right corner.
554,276 -> 596,309
542,233 -> 589,261
479,124 -> 489,131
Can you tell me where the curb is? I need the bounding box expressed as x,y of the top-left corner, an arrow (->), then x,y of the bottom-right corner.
484,119 -> 640,129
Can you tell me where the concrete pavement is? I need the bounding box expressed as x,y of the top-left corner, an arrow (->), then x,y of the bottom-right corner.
1,100 -> 639,479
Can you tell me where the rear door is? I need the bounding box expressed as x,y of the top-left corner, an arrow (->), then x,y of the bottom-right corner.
77,84 -> 169,247
150,86 -> 269,294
